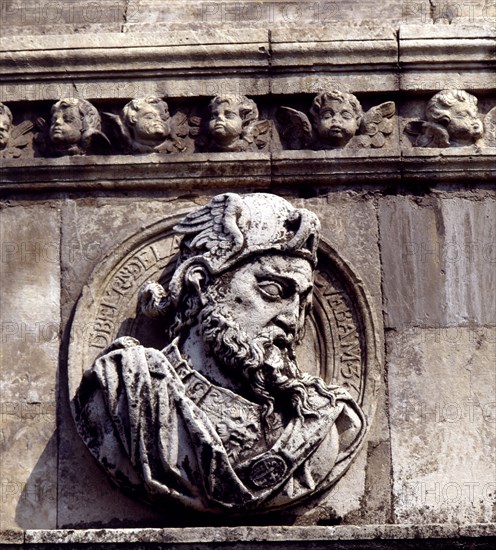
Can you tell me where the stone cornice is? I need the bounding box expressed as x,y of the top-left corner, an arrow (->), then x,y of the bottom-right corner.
1,150 -> 495,194
1,25 -> 495,101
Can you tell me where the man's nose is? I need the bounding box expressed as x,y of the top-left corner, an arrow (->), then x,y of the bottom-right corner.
274,298 -> 299,336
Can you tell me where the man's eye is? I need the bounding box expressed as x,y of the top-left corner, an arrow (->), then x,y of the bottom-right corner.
258,281 -> 283,299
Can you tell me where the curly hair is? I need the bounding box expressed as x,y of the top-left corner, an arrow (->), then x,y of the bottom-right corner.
426,89 -> 478,124
121,96 -> 170,128
310,91 -> 363,123
208,95 -> 259,127
51,98 -> 101,133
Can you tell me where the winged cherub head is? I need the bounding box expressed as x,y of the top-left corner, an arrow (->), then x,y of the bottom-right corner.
49,98 -> 102,155
310,91 -> 363,148
121,96 -> 170,148
426,90 -> 483,147
208,95 -> 259,151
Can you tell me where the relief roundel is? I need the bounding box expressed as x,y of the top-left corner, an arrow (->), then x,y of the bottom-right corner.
68,193 -> 380,515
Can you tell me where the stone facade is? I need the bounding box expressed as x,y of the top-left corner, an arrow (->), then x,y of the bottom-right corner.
0,1 -> 495,547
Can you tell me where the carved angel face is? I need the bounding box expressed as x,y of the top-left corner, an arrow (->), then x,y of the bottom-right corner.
0,113 -> 11,149
132,104 -> 169,145
209,102 -> 244,147
444,102 -> 483,145
50,105 -> 83,145
316,100 -> 360,147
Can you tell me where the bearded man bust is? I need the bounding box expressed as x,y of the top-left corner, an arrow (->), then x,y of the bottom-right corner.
74,193 -> 366,515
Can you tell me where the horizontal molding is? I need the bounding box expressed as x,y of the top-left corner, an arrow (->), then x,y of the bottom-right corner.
0,26 -> 495,100
1,150 -> 494,194
12,523 -> 496,545
0,30 -> 270,100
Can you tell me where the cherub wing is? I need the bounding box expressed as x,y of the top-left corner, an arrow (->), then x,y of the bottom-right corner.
357,101 -> 396,148
277,106 -> 314,149
404,120 -> 450,148
483,106 -> 496,147
33,117 -> 50,154
167,111 -> 192,153
170,112 -> 189,139
188,115 -> 202,137
11,120 -> 34,142
87,130 -> 112,154
103,111 -> 130,146
4,120 -> 35,157
251,119 -> 271,150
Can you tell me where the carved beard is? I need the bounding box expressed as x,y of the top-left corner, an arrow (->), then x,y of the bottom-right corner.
199,300 -> 323,421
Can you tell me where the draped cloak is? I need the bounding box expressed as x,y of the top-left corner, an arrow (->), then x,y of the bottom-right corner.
75,336 -> 366,514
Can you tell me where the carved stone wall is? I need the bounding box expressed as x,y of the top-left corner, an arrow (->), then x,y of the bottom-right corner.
0,3 -> 495,548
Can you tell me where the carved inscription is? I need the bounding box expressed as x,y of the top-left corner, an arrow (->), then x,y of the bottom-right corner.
89,236 -> 180,350
315,271 -> 363,400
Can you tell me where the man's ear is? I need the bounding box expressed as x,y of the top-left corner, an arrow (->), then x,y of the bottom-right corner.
184,265 -> 210,305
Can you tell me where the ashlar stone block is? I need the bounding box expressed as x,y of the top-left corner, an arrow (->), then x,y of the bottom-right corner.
380,196 -> 496,328
388,327 -> 496,524
0,204 -> 60,529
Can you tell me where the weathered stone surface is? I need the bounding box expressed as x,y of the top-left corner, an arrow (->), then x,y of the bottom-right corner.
388,327 -> 496,524
0,205 -> 60,529
301,195 -> 383,318
379,196 -> 496,328
0,30 -> 270,101
0,0 -> 128,35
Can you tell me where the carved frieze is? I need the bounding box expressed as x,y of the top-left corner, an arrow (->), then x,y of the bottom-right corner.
1,91 -> 496,163
69,193 -> 380,515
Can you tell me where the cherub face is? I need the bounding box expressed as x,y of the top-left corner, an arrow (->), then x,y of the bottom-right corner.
50,106 -> 83,145
0,113 -> 11,149
316,100 -> 360,147
444,101 -> 483,145
132,104 -> 169,144
209,102 -> 243,146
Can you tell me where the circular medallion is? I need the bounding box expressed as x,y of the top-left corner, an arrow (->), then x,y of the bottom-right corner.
67,203 -> 381,512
